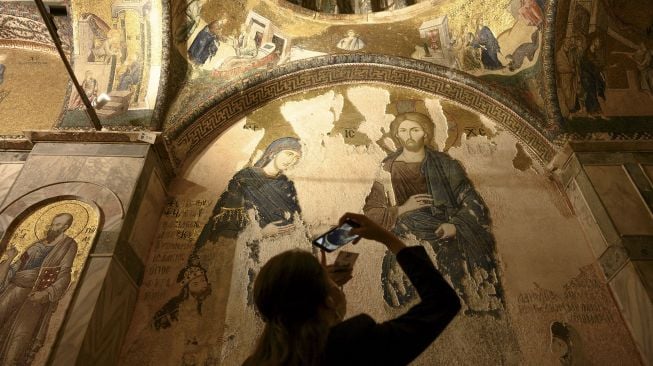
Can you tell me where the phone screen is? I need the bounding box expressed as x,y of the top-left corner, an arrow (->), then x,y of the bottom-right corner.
312,220 -> 359,252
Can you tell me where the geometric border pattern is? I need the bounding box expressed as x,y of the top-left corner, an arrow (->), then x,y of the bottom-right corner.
163,56 -> 558,169
541,0 -> 565,127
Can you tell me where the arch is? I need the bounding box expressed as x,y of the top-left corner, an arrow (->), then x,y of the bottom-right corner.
0,181 -> 124,236
269,0 -> 443,24
163,54 -> 557,169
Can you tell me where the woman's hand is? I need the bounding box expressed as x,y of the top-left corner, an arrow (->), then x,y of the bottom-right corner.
338,213 -> 406,254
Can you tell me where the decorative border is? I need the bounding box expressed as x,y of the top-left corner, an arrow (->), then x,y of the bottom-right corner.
151,0 -> 171,130
269,0 -> 439,24
541,0 -> 565,129
163,55 -> 557,169
0,3 -> 72,54
0,39 -> 57,55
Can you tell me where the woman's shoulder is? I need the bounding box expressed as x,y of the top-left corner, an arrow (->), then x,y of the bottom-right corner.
328,314 -> 376,341
325,314 -> 377,365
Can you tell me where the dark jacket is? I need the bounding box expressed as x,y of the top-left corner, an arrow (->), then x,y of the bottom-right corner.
324,246 -> 461,365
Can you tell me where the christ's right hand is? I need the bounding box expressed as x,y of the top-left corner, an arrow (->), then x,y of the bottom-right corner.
397,194 -> 433,216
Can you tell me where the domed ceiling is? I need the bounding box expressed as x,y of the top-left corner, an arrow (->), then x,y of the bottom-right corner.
0,0 -> 652,163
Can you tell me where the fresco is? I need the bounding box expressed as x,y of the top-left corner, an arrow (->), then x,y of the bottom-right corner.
554,0 -> 653,128
61,0 -> 163,128
164,0 -> 547,127
0,199 -> 99,365
286,0 -> 417,14
120,84 -> 641,365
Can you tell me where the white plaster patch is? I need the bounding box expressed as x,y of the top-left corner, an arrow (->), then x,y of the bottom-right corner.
425,98 -> 449,150
346,86 -> 391,143
182,119 -> 264,194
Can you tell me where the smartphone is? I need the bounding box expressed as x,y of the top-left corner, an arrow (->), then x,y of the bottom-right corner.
312,219 -> 360,252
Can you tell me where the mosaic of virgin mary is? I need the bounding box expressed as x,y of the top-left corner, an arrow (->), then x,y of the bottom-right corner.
193,137 -> 303,255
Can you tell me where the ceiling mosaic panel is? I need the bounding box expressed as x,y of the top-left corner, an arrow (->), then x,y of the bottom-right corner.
550,0 -> 653,134
56,0 -> 164,129
163,62 -> 555,170
163,0 -> 548,130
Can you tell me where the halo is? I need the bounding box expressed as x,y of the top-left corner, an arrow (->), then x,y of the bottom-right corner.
33,201 -> 90,241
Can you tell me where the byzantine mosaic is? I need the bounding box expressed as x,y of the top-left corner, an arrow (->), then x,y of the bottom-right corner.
0,199 -> 100,365
163,0 -> 548,129
121,84 -> 641,365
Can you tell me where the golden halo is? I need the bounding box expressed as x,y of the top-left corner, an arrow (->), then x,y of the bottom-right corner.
33,201 -> 90,241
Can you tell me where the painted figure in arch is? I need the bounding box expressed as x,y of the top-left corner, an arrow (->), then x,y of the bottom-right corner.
69,71 -> 98,110
623,42 -> 653,95
550,321 -> 588,365
363,110 -> 503,315
472,23 -> 503,70
188,20 -> 225,65
579,34 -> 606,118
0,213 -> 78,365
337,30 -> 365,51
192,137 -> 303,305
174,0 -> 208,44
0,54 -> 6,86
152,254 -> 212,330
556,37 -> 581,115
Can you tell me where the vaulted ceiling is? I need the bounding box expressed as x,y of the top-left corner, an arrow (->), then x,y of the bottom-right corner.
1,0 -> 652,168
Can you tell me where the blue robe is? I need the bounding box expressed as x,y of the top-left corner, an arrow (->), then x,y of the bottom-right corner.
364,148 -> 503,316
188,25 -> 219,65
473,26 -> 503,70
194,167 -> 302,250
580,48 -> 606,115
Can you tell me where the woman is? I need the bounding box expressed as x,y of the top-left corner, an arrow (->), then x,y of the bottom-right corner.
244,212 -> 461,366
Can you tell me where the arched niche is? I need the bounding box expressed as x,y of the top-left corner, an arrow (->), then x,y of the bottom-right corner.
122,77 -> 642,365
162,56 -> 557,170
0,181 -> 125,236
0,197 -> 102,365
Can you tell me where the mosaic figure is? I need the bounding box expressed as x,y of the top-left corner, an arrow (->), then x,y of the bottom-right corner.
550,321 -> 588,365
69,71 -> 98,110
518,0 -> 543,27
174,0 -> 208,44
0,54 -> 6,86
194,137 -> 303,252
153,254 -> 211,330
337,30 -> 365,51
473,24 -> 503,70
363,110 -> 503,315
624,42 -> 653,95
188,20 -> 225,65
579,34 -> 606,118
193,137 -> 303,306
556,37 -> 581,115
0,213 -> 78,365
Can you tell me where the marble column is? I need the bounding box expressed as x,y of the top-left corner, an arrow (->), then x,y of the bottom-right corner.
556,141 -> 653,366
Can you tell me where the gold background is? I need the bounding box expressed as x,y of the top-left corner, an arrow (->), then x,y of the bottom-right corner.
2,199 -> 99,285
0,48 -> 69,135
